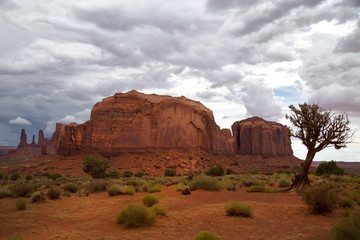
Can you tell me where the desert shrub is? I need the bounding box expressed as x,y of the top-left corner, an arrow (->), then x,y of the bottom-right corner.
219,180 -> 235,191
25,175 -> 32,180
328,211 -> 360,240
122,170 -> 133,178
124,185 -> 135,195
63,183 -> 78,193
47,187 -> 61,200
339,198 -> 356,209
31,191 -> 46,202
278,177 -> 291,187
16,198 -> 27,210
342,190 -> 360,204
207,166 -> 225,176
12,183 -> 35,198
189,175 -> 221,191
252,171 -> 259,175
147,184 -> 162,193
108,170 -> 121,179
226,168 -> 233,175
316,161 -> 345,176
62,191 -> 71,197
175,182 -> 187,192
0,172 -> 5,180
47,173 -> 62,181
267,180 -> 275,186
246,186 -> 270,193
164,169 -> 177,177
116,203 -> 156,228
142,194 -> 159,207
134,171 -> 145,177
86,179 -> 108,193
225,200 -> 253,217
242,179 -> 263,187
151,204 -> 167,216
301,184 -> 338,214
83,156 -> 109,179
10,173 -> 21,181
0,187 -> 11,199
108,184 -> 122,196
194,231 -> 220,240
76,189 -> 89,197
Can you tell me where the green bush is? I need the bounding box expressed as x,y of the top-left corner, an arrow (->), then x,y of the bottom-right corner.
252,171 -> 259,175
0,172 -> 5,180
76,189 -> 89,197
194,231 -> 220,240
0,187 -> 11,199
225,200 -> 253,218
16,198 -> 27,210
147,184 -> 162,193
342,190 -> 360,204
31,191 -> 46,202
142,194 -> 159,207
189,175 -> 221,191
328,211 -> 360,240
12,183 -> 35,198
301,184 -> 338,214
219,180 -> 235,191
10,173 -> 21,181
175,183 -> 187,192
122,170 -> 133,178
108,184 -> 122,197
134,171 -> 145,177
207,166 -> 225,176
83,156 -> 109,179
25,175 -> 32,180
47,187 -> 61,200
151,204 -> 167,216
108,170 -> 121,179
278,177 -> 291,187
116,203 -> 156,228
339,198 -> 356,209
316,161 -> 345,176
62,191 -> 71,197
226,168 -> 233,175
164,169 -> 177,177
124,185 -> 135,195
86,179 -> 108,193
246,185 -> 270,193
242,179 -> 263,187
63,183 -> 78,193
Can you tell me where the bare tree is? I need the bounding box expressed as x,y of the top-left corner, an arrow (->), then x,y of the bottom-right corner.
285,103 -> 354,187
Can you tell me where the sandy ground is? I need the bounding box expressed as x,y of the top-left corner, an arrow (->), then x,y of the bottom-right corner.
0,186 -> 341,240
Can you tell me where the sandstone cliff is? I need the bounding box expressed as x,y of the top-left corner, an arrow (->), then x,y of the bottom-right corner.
232,117 -> 293,158
55,90 -> 235,156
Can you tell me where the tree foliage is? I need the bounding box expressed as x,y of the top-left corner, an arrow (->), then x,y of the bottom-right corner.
285,103 -> 354,186
83,156 -> 109,179
315,161 -> 345,176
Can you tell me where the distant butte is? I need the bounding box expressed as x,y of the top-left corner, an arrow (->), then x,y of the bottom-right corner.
1,90 -> 302,175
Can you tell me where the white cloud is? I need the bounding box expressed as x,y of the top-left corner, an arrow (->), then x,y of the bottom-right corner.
8,117 -> 31,125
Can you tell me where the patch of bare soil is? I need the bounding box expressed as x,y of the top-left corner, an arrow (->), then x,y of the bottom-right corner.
0,186 -> 340,240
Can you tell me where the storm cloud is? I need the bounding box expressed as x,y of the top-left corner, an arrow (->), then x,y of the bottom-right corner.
0,0 -> 359,162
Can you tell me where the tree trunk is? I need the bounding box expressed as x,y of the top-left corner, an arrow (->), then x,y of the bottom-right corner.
291,150 -> 316,188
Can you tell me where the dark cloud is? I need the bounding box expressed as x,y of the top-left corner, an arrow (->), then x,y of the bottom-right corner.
335,22 -> 360,53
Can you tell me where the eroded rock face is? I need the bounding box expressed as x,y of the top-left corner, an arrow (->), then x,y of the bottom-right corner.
18,129 -> 27,148
55,90 -> 235,156
231,117 -> 293,158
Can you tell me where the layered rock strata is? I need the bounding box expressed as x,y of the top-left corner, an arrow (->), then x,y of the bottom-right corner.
232,117 -> 293,158
55,90 -> 235,156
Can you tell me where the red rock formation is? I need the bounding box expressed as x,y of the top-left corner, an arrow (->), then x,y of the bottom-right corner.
55,90 -> 235,156
231,117 -> 293,158
18,129 -> 27,148
1,129 -> 55,160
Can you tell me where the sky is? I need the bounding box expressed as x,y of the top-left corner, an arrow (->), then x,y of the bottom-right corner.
0,0 -> 359,162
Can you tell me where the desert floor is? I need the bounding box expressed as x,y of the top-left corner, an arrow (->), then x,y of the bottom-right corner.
0,185 -> 342,240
